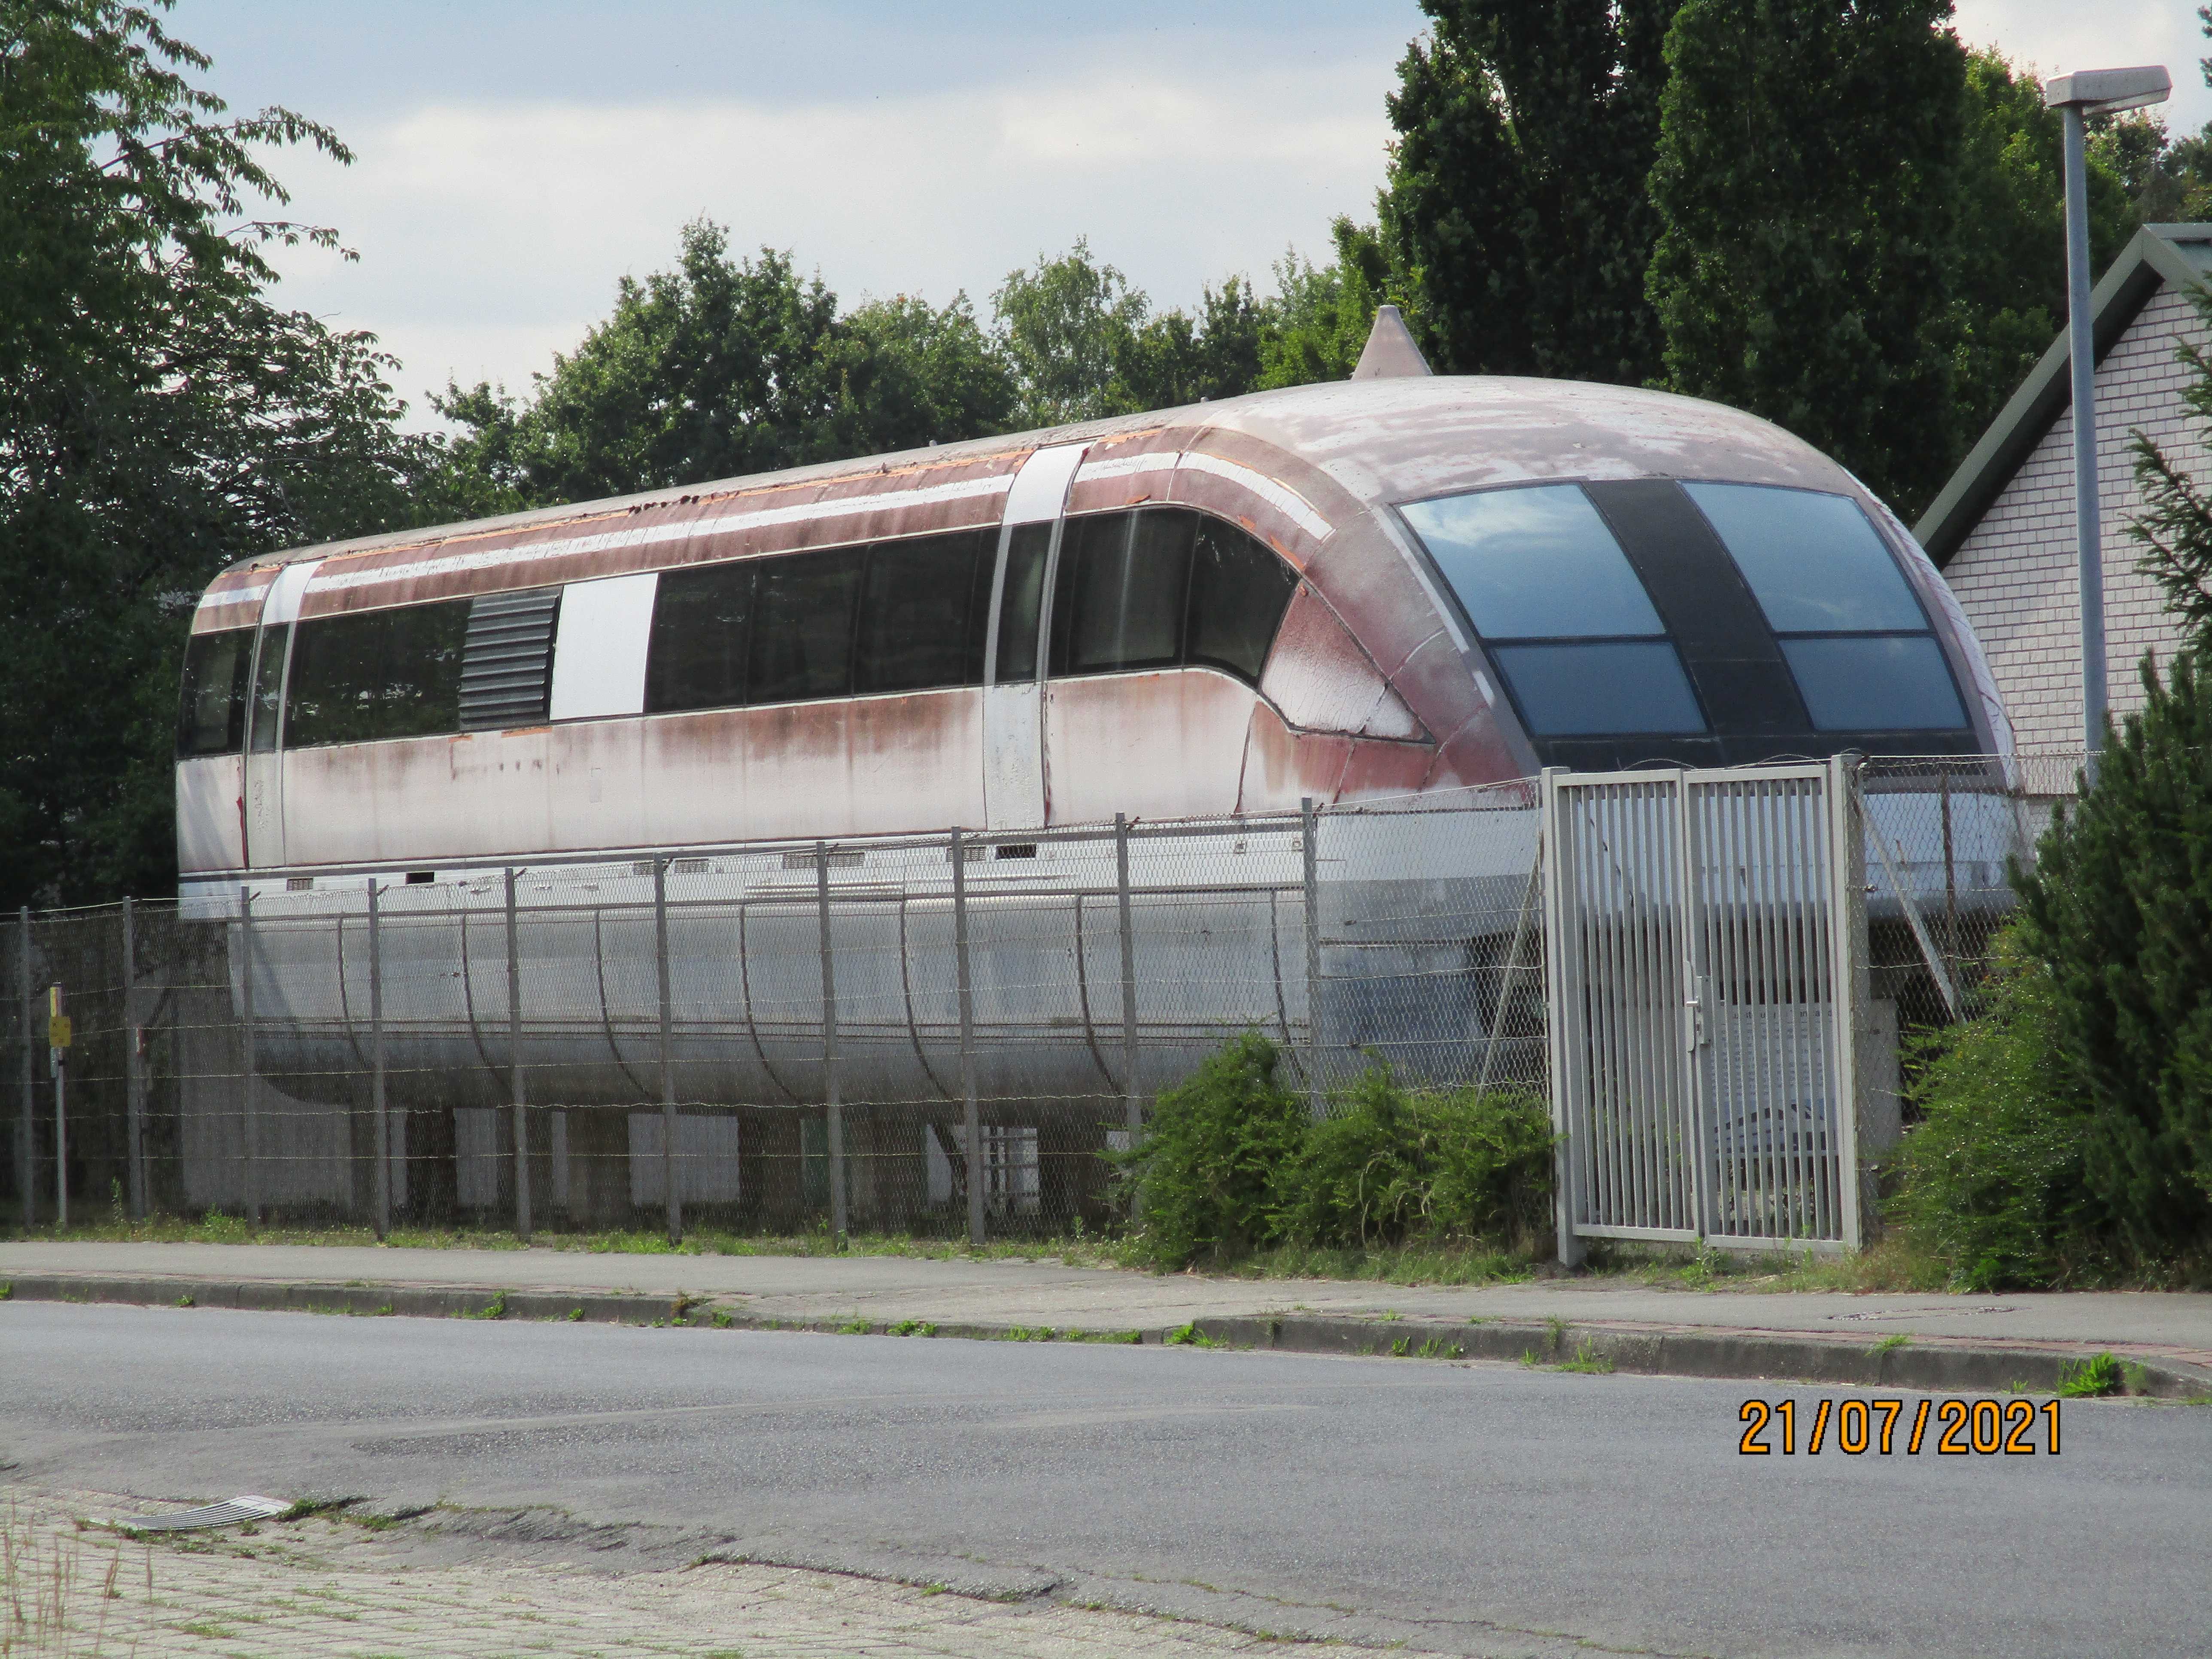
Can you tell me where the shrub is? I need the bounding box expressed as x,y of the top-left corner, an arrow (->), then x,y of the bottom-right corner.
1122,1034 -> 1555,1268
1116,1031 -> 1308,1267
1892,928 -> 2104,1289
2012,654 -> 2212,1261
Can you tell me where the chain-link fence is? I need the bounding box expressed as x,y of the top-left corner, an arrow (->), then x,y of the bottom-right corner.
2,781 -> 1551,1241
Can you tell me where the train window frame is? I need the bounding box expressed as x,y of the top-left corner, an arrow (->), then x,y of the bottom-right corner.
1683,481 -> 1969,734
1046,506 -> 1299,689
1394,481 -> 1711,740
176,627 -> 255,758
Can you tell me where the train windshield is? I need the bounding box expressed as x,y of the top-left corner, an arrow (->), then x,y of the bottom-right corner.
1400,479 -> 1970,765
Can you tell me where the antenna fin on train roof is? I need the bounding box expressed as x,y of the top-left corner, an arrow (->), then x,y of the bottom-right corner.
1350,304 -> 1433,380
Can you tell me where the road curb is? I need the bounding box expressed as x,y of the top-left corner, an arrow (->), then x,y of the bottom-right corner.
8,1270 -> 2209,1399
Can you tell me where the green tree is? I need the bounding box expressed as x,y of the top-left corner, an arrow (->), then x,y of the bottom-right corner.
1256,219 -> 1399,387
1379,0 -> 1677,383
0,0 -> 427,905
1647,0 -> 1966,516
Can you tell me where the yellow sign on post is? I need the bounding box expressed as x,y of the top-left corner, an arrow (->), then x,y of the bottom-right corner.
47,984 -> 68,1051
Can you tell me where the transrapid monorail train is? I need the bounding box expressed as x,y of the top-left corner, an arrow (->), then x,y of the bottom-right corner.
177,356 -> 2015,1136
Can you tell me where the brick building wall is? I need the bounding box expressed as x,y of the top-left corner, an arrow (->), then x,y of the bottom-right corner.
1943,285 -> 2209,753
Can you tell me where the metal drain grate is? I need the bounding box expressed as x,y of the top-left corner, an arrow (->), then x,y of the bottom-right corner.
104,1495 -> 290,1533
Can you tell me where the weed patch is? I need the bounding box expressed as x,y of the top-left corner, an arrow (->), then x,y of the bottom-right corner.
2057,1352 -> 2125,1397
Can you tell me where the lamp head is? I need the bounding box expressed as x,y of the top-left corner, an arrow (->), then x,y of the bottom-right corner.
2044,66 -> 2172,115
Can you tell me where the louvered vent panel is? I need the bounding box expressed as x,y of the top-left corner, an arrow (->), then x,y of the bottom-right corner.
458,588 -> 560,731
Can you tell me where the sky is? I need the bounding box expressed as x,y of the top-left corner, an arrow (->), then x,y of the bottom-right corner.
171,0 -> 2212,427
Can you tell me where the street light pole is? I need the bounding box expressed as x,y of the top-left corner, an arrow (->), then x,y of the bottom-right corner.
2044,65 -> 2170,762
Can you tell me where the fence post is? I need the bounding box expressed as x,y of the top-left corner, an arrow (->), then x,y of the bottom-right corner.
1300,797 -> 1323,1114
18,906 -> 33,1232
507,867 -> 530,1244
815,842 -> 847,1239
655,856 -> 680,1246
1538,769 -> 1584,1269
51,984 -> 66,1231
1115,814 -> 1141,1204
369,878 -> 388,1241
238,885 -> 258,1226
122,896 -> 146,1219
952,827 -> 983,1246
1829,754 -> 1869,1252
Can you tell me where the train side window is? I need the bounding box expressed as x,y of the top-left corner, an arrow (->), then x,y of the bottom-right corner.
646,562 -> 753,714
248,624 -> 289,752
995,523 -> 1051,684
1186,517 -> 1297,684
855,529 -> 993,696
1686,482 -> 1966,731
177,628 -> 255,757
284,600 -> 469,748
749,547 -> 865,704
1051,508 -> 1193,676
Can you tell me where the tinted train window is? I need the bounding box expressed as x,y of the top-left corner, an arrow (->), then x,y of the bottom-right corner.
995,523 -> 1051,683
749,547 -> 865,704
1401,485 -> 1707,737
855,529 -> 995,695
284,601 -> 469,747
1187,516 -> 1298,681
249,624 -> 289,753
1053,510 -> 1191,674
1048,507 -> 1296,685
177,628 -> 254,757
646,562 -> 751,714
1686,483 -> 1965,731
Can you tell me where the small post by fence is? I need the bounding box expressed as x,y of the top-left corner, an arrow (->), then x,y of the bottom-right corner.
815,841 -> 847,1239
49,984 -> 66,1230
121,896 -> 146,1219
369,878 -> 389,1240
1300,797 -> 1322,1113
507,866 -> 530,1244
1114,814 -> 1141,1194
239,885 -> 258,1225
18,905 -> 33,1233
952,826 -> 982,1246
655,856 -> 679,1246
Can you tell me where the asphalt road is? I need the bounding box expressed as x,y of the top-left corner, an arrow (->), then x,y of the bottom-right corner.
4,1303 -> 2207,1659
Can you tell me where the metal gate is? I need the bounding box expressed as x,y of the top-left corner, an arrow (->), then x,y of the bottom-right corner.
1541,759 -> 1866,1259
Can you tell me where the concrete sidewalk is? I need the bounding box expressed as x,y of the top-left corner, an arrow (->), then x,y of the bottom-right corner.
6,1240 -> 2212,1397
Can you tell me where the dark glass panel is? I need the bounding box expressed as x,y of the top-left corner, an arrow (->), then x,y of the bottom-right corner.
749,547 -> 864,704
1185,517 -> 1297,684
284,602 -> 468,748
1402,484 -> 1663,639
1492,641 -> 1707,735
646,562 -> 753,714
249,624 -> 289,753
1685,483 -> 1927,634
994,523 -> 1050,684
177,628 -> 253,758
1051,508 -> 1192,675
1780,636 -> 1967,731
855,529 -> 991,695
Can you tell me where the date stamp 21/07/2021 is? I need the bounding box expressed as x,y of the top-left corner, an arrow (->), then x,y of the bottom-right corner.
1738,1398 -> 2063,1457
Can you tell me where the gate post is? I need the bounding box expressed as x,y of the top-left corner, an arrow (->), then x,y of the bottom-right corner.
1115,815 -> 1141,1179
815,841 -> 847,1240
1300,798 -> 1322,1113
122,897 -> 146,1219
1537,769 -> 1583,1268
507,867 -> 530,1245
1827,754 -> 1869,1251
239,886 -> 258,1226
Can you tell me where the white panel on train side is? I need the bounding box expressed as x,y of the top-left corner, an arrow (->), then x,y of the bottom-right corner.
550,571 -> 658,722
245,559 -> 320,868
985,443 -> 1086,833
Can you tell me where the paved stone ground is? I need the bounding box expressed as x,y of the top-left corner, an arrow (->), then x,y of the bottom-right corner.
7,1488 -> 1435,1659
